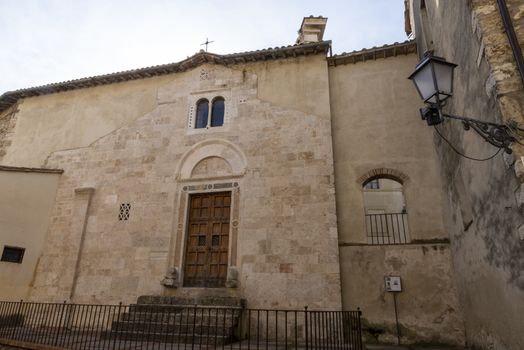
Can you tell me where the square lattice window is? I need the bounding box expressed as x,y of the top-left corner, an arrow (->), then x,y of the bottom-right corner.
118,203 -> 131,221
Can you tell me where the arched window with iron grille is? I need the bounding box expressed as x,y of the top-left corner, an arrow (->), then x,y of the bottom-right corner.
362,175 -> 410,245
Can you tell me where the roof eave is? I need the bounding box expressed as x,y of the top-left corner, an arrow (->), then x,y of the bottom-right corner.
0,41 -> 331,114
328,40 -> 417,66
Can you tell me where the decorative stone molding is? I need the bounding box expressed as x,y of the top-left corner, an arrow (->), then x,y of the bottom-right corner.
160,267 -> 179,288
182,182 -> 238,192
192,157 -> 232,178
176,139 -> 247,181
187,89 -> 232,130
357,168 -> 410,185
170,183 -> 241,289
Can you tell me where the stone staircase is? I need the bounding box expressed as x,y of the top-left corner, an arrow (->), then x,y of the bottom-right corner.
109,295 -> 245,345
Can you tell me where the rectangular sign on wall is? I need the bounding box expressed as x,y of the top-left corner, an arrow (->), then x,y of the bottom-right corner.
384,276 -> 402,292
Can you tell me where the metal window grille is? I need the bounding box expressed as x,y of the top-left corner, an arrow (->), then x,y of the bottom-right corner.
365,213 -> 410,244
118,203 -> 131,221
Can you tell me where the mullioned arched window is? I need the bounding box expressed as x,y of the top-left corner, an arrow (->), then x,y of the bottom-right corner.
194,96 -> 225,129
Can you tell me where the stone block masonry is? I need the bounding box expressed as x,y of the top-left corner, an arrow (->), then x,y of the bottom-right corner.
29,61 -> 342,311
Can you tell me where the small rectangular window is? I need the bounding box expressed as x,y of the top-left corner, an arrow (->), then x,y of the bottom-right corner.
1,246 -> 25,264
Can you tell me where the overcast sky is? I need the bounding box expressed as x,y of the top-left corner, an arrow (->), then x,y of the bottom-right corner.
0,0 -> 408,93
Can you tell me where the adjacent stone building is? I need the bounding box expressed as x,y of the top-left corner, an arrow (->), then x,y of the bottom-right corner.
408,1 -> 524,349
7,10 -> 519,346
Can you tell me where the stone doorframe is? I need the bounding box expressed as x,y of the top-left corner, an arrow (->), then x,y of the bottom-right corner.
162,139 -> 246,289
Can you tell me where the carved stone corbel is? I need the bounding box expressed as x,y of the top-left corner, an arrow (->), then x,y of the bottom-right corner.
160,267 -> 179,288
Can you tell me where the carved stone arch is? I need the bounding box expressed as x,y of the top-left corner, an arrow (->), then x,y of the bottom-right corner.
357,168 -> 410,186
176,139 -> 247,181
191,156 -> 232,178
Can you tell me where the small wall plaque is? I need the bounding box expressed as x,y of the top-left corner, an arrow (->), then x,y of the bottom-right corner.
384,276 -> 402,292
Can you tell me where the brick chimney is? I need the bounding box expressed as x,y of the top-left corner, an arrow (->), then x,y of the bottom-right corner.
296,16 -> 328,44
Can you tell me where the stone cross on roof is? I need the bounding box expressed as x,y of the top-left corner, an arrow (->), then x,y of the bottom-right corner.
200,38 -> 214,52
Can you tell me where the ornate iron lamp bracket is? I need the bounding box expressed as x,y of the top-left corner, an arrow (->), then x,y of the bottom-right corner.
444,113 -> 517,154
410,53 -> 522,156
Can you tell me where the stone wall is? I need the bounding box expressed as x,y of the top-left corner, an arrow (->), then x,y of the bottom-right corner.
410,1 -> 524,349
0,105 -> 18,162
27,56 -> 342,310
470,0 -> 524,139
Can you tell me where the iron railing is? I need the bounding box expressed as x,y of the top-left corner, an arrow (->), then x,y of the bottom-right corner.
365,213 -> 410,245
0,300 -> 362,349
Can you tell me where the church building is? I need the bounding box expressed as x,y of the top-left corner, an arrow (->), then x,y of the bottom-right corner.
0,16 -> 466,345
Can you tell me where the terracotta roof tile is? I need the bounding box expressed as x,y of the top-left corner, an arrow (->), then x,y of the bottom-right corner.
328,40 -> 416,66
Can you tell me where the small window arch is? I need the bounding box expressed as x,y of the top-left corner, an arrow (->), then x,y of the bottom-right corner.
211,97 -> 225,127
362,175 -> 410,244
195,99 -> 209,129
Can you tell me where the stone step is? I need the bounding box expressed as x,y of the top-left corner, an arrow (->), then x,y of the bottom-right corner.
109,295 -> 244,346
112,320 -> 235,335
107,330 -> 232,345
122,311 -> 238,324
137,295 -> 245,308
128,303 -> 243,314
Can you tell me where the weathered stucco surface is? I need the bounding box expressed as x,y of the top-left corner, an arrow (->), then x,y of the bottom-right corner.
1,77 -> 166,168
329,55 -> 447,243
411,1 -> 524,349
251,55 -> 331,119
329,54 -> 464,345
0,170 -> 60,300
25,56 -> 342,310
340,244 -> 463,345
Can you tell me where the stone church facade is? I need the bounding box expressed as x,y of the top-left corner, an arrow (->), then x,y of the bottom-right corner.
0,16 -> 469,345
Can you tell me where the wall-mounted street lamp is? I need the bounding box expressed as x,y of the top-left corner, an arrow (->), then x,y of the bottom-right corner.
408,52 -> 520,154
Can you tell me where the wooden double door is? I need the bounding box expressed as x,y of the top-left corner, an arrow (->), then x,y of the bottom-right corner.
183,192 -> 231,288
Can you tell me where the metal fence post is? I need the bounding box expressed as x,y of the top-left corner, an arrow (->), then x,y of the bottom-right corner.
10,300 -> 23,339
191,304 -> 197,349
357,307 -> 363,350
112,302 -> 122,350
304,306 -> 309,350
54,300 -> 67,346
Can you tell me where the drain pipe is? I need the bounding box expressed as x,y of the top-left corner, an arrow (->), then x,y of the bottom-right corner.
496,0 -> 524,88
